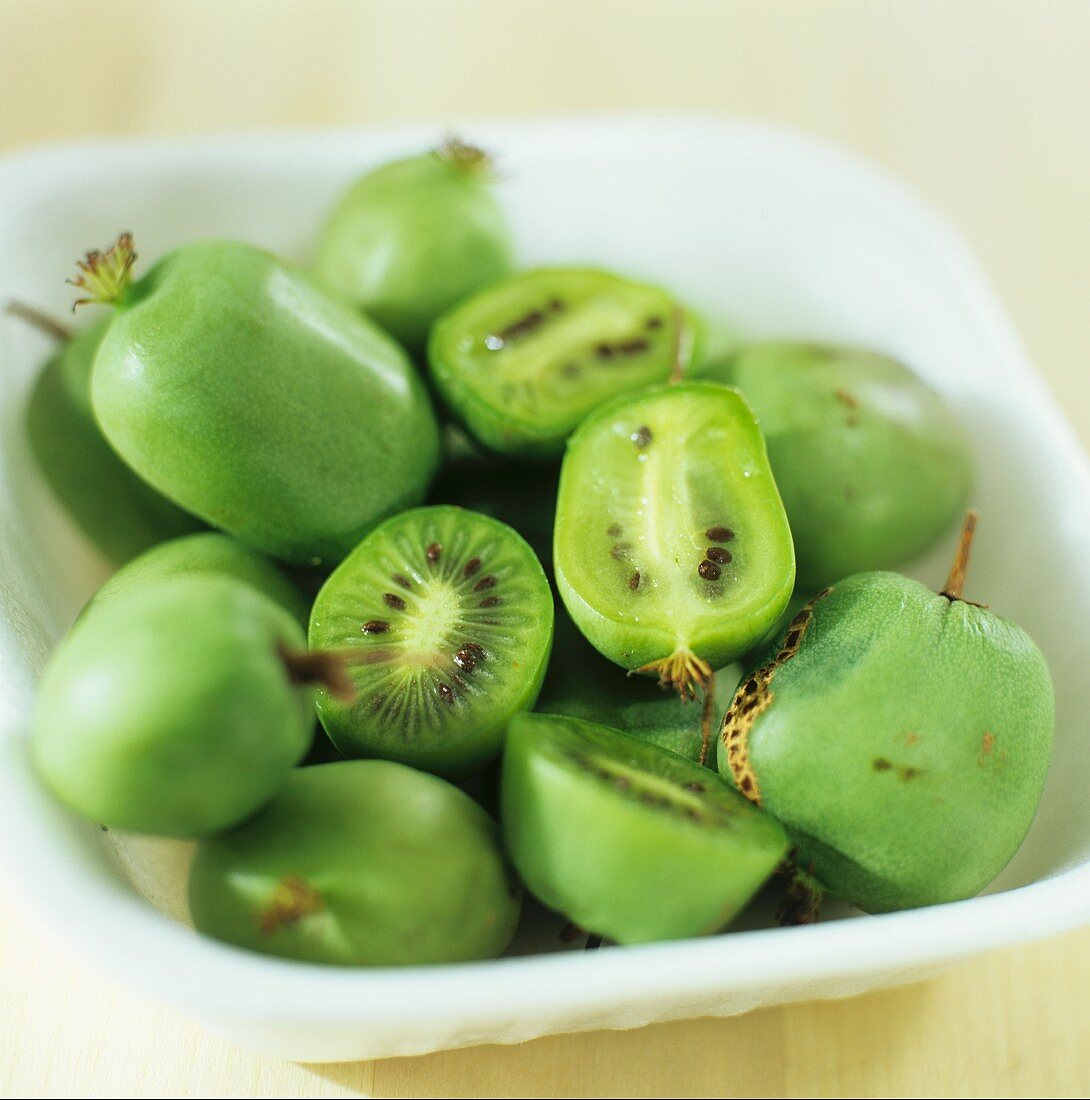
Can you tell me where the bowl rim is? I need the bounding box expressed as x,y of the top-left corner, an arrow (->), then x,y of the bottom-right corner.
2,112 -> 1089,1030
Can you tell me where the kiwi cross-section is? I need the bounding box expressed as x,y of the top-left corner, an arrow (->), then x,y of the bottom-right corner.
428,267 -> 700,458
309,505 -> 554,780
501,712 -> 788,943
554,381 -> 795,760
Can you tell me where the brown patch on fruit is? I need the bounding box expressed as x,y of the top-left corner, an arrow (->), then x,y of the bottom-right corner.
873,757 -> 893,772
258,875 -> 324,936
720,589 -> 832,805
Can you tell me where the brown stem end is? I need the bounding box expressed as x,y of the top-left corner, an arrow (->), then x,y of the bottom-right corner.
940,510 -> 980,603
437,134 -> 493,177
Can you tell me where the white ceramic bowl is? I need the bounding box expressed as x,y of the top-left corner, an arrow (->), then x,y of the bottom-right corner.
2,116 -> 1089,1062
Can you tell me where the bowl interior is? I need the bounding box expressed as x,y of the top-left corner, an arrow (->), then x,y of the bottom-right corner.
2,117 -> 1088,954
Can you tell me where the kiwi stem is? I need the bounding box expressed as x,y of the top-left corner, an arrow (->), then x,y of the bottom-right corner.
279,646 -> 358,703
437,135 -> 492,176
940,510 -> 980,602
5,300 -> 72,342
258,875 -> 325,936
67,232 -> 138,311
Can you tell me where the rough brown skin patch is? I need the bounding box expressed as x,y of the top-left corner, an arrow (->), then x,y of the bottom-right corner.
258,875 -> 324,936
720,589 -> 832,805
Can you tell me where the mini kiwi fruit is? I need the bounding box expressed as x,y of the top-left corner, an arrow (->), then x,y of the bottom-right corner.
428,267 -> 701,458
501,712 -> 788,943
189,760 -> 520,966
718,513 -> 1054,915
701,342 -> 972,587
554,380 -> 795,761
309,505 -> 554,779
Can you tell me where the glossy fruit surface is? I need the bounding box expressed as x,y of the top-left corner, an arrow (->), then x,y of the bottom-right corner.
189,760 -> 520,965
429,267 -> 700,458
554,381 -> 795,676
89,532 -> 308,626
25,316 -> 201,563
89,238 -> 440,566
313,140 -> 513,354
33,576 -> 313,837
703,342 -> 971,586
718,530 -> 1053,913
501,712 -> 788,943
309,506 -> 553,779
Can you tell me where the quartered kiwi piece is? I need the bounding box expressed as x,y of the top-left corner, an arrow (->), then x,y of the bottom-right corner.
554,381 -> 795,759
309,506 -> 554,779
428,267 -> 700,458
501,712 -> 788,943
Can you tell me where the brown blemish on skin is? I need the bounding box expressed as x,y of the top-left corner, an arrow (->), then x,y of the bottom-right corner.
720,589 -> 833,805
873,757 -> 893,771
258,876 -> 324,936
900,766 -> 923,781
834,388 -> 859,409
905,732 -> 920,746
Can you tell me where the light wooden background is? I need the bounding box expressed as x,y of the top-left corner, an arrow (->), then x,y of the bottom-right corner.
3,2 -> 1090,1096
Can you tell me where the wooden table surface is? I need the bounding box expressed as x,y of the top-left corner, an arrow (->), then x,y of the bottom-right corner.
3,2 -> 1089,1096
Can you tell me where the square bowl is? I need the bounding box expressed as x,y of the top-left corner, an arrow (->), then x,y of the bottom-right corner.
2,115 -> 1089,1062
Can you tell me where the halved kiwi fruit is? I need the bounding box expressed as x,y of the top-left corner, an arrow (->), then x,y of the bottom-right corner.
501,712 -> 788,943
554,381 -> 795,759
428,267 -> 700,458
309,505 -> 554,779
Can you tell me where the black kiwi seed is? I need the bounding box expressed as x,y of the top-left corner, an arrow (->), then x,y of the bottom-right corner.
684,781 -> 706,793
426,542 -> 442,564
548,298 -> 565,313
698,560 -> 721,581
473,575 -> 497,592
706,526 -> 735,543
479,596 -> 503,608
368,694 -> 385,714
454,643 -> 486,672
631,425 -> 652,448
463,557 -> 482,579
607,523 -> 623,537
561,362 -> 581,378
383,592 -> 406,610
595,343 -> 615,361
619,338 -> 650,355
363,620 -> 389,634
437,682 -> 455,704
611,542 -> 632,561
645,316 -> 664,330
629,570 -> 641,590
392,573 -> 412,589
705,547 -> 732,564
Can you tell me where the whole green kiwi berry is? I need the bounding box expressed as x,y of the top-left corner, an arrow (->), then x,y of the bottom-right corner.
33,575 -> 321,837
87,531 -> 308,626
18,307 -> 202,564
718,515 -> 1053,915
702,342 -> 972,587
312,138 -> 514,354
81,234 -> 440,567
189,760 -> 520,965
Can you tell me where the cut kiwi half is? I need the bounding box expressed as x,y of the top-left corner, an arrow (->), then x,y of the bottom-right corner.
501,712 -> 788,943
554,380 -> 795,760
309,505 -> 554,779
428,267 -> 701,458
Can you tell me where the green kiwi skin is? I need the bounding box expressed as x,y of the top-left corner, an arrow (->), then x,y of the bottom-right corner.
91,240 -> 442,568
502,712 -> 788,944
701,343 -> 972,588
428,267 -> 705,460
309,506 -> 555,781
312,145 -> 514,356
718,573 -> 1053,913
189,760 -> 521,966
33,576 -> 313,838
26,318 -> 203,564
86,531 -> 309,627
554,381 -> 795,673
536,609 -> 734,763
